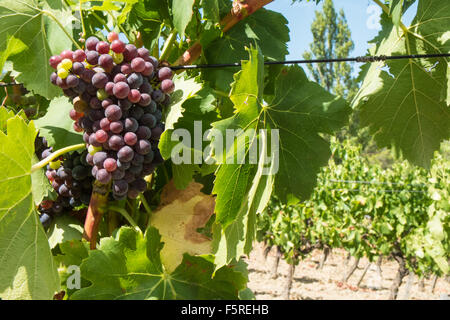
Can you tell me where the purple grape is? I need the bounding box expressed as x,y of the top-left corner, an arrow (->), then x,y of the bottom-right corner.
81,69 -> 96,83
129,163 -> 143,175
124,132 -> 138,146
118,99 -> 132,110
93,151 -> 107,167
146,101 -> 157,113
88,109 -> 104,121
149,56 -> 159,69
92,120 -> 101,132
86,50 -> 99,65
139,80 -> 153,94
92,72 -> 108,89
86,36 -> 99,51
117,146 -> 134,162
158,67 -> 173,81
86,153 -> 94,166
151,123 -> 164,140
59,184 -> 70,197
108,135 -> 125,151
139,93 -> 151,106
131,57 -> 145,72
124,171 -> 135,183
73,49 -> 86,62
120,63 -> 132,75
105,81 -> 115,96
89,97 -> 101,109
151,90 -> 164,103
86,83 -> 97,95
132,153 -> 144,166
99,54 -> 114,70
132,178 -> 147,193
96,41 -> 110,54
89,133 -> 102,147
142,62 -> 154,76
127,73 -> 143,89
112,169 -> 125,180
83,132 -> 90,144
105,104 -> 122,121
143,150 -> 155,164
72,62 -> 85,75
130,107 -> 144,120
113,180 -> 128,195
124,118 -> 139,132
142,163 -> 155,175
140,113 -> 157,128
135,139 -> 151,155
123,44 -> 138,62
50,72 -> 58,85
96,168 -> 111,184
56,77 -> 69,89
117,160 -> 131,170
74,81 -> 87,95
110,121 -> 124,134
102,98 -> 113,109
161,79 -> 175,94
104,158 -> 117,172
136,126 -> 152,140
100,118 -> 111,131
113,81 -> 130,99
114,73 -> 127,83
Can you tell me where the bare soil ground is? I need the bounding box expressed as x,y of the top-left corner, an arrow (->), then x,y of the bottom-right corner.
244,242 -> 450,300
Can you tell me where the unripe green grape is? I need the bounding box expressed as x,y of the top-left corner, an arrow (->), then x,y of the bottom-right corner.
49,160 -> 61,170
88,144 -> 102,155
97,88 -> 108,101
60,58 -> 73,70
57,68 -> 69,79
112,52 -> 124,64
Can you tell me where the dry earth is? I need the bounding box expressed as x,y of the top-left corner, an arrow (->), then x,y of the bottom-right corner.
244,242 -> 450,300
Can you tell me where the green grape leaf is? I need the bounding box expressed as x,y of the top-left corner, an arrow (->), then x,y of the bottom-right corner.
171,0 -> 196,39
159,73 -> 218,189
48,215 -> 84,249
126,0 -> 169,51
34,96 -> 83,150
0,116 -> 59,300
0,0 -> 74,99
69,227 -> 247,300
210,46 -> 349,267
31,154 -> 56,205
353,0 -> 450,167
203,8 -> 289,92
202,0 -> 220,23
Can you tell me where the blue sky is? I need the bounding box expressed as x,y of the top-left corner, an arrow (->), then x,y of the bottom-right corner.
265,0 -> 417,60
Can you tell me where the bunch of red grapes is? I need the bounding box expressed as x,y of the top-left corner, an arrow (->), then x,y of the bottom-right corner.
49,32 -> 169,200
35,136 -> 94,227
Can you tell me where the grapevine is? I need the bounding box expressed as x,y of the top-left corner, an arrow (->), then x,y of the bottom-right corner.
0,0 -> 448,301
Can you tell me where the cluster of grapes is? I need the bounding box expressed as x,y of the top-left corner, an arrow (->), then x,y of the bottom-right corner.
35,137 -> 94,227
49,32 -> 169,200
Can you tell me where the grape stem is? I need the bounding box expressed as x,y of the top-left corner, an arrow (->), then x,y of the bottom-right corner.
41,10 -> 82,50
160,30 -> 177,62
79,0 -> 86,40
139,194 -> 152,216
372,0 -> 409,35
109,206 -> 140,230
83,182 -> 110,249
173,0 -> 274,66
31,143 -> 85,172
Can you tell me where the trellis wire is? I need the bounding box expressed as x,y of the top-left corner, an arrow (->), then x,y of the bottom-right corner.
1,53 -> 449,87
170,53 -> 450,70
